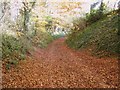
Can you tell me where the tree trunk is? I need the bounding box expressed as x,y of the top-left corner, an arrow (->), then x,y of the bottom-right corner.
117,1 -> 120,59
22,1 -> 36,33
23,8 -> 29,32
99,0 -> 104,16
118,1 -> 120,35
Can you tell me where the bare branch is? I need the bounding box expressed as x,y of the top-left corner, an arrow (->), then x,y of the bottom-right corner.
0,2 -> 8,21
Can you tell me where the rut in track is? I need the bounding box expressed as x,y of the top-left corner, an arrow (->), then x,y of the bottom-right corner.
3,38 -> 119,88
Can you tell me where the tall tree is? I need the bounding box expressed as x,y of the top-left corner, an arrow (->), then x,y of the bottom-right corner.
118,1 -> 120,35
0,2 -> 9,22
22,0 -> 36,32
117,1 -> 120,57
99,0 -> 104,16
90,1 -> 99,12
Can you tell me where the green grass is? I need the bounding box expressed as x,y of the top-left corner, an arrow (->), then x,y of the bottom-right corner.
66,14 -> 119,57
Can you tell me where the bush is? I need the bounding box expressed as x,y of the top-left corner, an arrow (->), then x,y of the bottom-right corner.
67,14 -> 119,57
2,34 -> 32,69
32,31 -> 53,48
86,3 -> 107,25
86,10 -> 102,25
2,31 -> 53,69
71,18 -> 86,32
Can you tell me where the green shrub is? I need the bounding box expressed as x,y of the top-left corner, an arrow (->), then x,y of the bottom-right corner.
2,34 -> 32,69
86,3 -> 107,25
67,14 -> 119,57
86,10 -> 102,25
32,31 -> 53,48
71,17 -> 86,32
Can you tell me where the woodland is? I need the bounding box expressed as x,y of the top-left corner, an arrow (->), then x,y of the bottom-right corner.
1,0 -> 120,88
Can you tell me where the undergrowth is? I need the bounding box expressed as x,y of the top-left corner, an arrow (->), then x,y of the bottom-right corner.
67,13 -> 119,57
2,34 -> 32,69
2,31 -> 54,69
32,31 -> 54,48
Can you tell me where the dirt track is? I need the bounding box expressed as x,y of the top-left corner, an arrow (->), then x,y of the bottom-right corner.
2,38 -> 119,88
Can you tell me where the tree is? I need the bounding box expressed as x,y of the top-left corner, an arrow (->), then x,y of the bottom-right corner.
118,1 -> 120,35
0,2 -> 6,21
22,0 -> 36,32
99,0 -> 104,16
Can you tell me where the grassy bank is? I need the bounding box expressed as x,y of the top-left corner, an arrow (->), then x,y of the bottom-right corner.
66,13 -> 119,57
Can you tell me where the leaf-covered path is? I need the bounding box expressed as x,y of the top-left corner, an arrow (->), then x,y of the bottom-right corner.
3,38 -> 118,88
